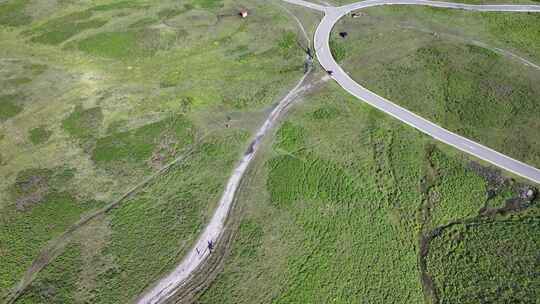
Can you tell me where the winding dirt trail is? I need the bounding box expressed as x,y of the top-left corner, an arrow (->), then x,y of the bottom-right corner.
136,4 -> 318,303
140,1 -> 540,302
6,4 -> 315,304
5,144 -> 201,304
10,2 -> 540,304
136,70 -> 312,304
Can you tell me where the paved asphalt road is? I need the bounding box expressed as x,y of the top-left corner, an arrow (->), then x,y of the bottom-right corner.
138,1 -> 540,303
285,0 -> 540,184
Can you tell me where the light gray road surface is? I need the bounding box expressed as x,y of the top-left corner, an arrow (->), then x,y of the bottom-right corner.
138,1 -> 540,303
284,0 -> 540,184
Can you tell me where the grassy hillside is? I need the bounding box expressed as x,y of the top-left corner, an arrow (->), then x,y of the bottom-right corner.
326,0 -> 539,5
2,1 -> 539,303
195,83 -> 539,303
426,210 -> 540,303
0,0 -> 304,300
15,130 -> 249,303
332,6 -> 540,168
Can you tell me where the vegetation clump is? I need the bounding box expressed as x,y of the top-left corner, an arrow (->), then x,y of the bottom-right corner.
311,106 -> 340,120
7,77 -> 32,86
0,0 -> 31,27
0,94 -> 23,121
274,121 -> 305,152
329,38 -> 347,62
28,11 -> 107,45
0,191 -> 92,294
29,126 -> 52,145
77,31 -> 158,59
427,150 -> 487,228
90,1 -> 141,12
92,115 -> 194,168
426,211 -> 540,303
10,168 -> 53,210
193,0 -> 224,9
16,244 -> 83,303
9,167 -> 76,209
278,31 -> 300,59
62,105 -> 103,141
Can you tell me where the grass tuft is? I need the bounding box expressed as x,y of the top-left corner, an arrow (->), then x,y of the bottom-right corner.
29,126 -> 52,145
0,94 -> 23,121
0,0 -> 32,27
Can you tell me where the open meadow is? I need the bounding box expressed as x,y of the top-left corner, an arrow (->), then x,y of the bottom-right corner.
196,82 -> 539,303
1,0 -> 539,303
332,6 -> 540,169
321,0 -> 540,5
0,0 -> 305,302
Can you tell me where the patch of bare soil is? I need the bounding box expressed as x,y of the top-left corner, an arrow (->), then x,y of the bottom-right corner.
148,134 -> 181,169
12,169 -> 52,211
469,160 -> 538,216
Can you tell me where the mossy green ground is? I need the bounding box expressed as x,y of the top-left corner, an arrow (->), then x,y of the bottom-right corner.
333,6 -> 540,168
196,82 -> 538,303
0,95 -> 23,121
327,0 -> 539,4
2,1 -> 539,303
426,208 -> 540,303
194,7 -> 540,304
16,244 -> 83,304
0,0 -> 304,300
28,126 -> 52,145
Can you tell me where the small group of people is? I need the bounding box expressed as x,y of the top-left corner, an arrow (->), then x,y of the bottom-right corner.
196,240 -> 214,256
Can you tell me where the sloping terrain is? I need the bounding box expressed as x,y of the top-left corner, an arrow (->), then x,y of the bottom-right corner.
196,82 -> 539,303
0,0 -> 304,302
1,1 -> 539,303
333,6 -> 540,168
193,5 -> 540,304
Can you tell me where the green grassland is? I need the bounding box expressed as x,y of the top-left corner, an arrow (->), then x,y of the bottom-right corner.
14,129 -> 250,303
28,126 -> 52,145
426,209 -> 540,303
325,0 -> 540,5
195,82 -> 539,303
0,0 -> 305,300
332,6 -> 540,168
16,244 -> 83,304
2,1 -> 539,303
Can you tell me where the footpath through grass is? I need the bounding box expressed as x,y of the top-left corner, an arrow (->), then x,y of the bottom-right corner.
15,130 -> 250,303
196,83 -> 539,303
332,6 -> 540,168
0,0 -> 304,300
328,0 -> 540,4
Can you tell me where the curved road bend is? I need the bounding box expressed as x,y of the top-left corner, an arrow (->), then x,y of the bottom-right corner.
285,0 -> 540,183
139,1 -> 540,303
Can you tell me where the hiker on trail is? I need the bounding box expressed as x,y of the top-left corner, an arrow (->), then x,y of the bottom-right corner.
207,240 -> 214,253
196,247 -> 200,255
